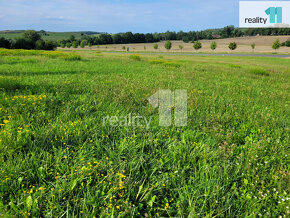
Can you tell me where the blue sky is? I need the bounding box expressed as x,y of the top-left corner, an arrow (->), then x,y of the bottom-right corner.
0,0 -> 283,33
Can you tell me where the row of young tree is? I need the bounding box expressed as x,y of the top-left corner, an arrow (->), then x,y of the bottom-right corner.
154,39 -> 286,51
0,30 -> 57,50
57,26 -> 290,48
155,41 -> 236,51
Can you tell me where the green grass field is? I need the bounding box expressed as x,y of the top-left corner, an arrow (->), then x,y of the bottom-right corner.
0,49 -> 289,217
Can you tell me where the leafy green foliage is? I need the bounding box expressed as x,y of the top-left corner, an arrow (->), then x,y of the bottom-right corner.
153,44 -> 158,50
193,41 -> 202,50
272,39 -> 281,50
72,41 -> 79,48
0,37 -> 12,49
13,38 -> 34,50
164,40 -> 172,50
251,43 -> 256,50
35,40 -> 45,50
80,40 -> 87,48
22,30 -> 41,42
66,42 -> 72,48
229,42 -> 237,50
210,41 -> 217,50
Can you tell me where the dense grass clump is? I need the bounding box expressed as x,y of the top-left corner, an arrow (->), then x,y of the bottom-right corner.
148,59 -> 180,68
0,51 -> 289,217
250,68 -> 270,76
0,48 -> 81,60
129,54 -> 142,61
61,54 -> 82,61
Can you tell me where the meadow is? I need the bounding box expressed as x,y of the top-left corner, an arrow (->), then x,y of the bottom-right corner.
0,48 -> 289,217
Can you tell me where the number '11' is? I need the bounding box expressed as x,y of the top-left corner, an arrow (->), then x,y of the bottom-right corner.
265,7 -> 282,24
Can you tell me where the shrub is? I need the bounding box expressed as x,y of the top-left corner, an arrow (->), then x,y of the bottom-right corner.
285,41 -> 290,47
210,41 -> 217,51
179,45 -> 184,50
22,30 -> 41,42
66,42 -> 72,48
122,46 -> 126,51
272,39 -> 281,50
72,41 -> 79,48
13,38 -> 34,50
229,42 -> 237,50
80,40 -> 87,48
0,37 -> 12,49
69,35 -> 76,43
193,41 -> 202,50
56,40 -> 63,47
129,54 -> 141,61
35,40 -> 45,50
44,40 -> 57,50
251,43 -> 256,50
153,44 -> 158,50
164,40 -> 172,50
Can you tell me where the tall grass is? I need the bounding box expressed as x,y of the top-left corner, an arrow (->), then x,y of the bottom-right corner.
0,48 -> 81,60
0,52 -> 289,217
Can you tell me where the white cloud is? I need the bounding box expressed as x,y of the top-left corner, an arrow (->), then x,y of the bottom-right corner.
0,0 -> 238,32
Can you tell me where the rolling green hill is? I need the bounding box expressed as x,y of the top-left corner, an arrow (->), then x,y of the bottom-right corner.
0,30 -> 102,40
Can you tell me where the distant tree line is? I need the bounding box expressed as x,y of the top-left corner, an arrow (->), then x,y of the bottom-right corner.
157,26 -> 290,42
56,26 -> 290,48
0,26 -> 289,50
55,32 -> 160,48
0,30 -> 57,50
